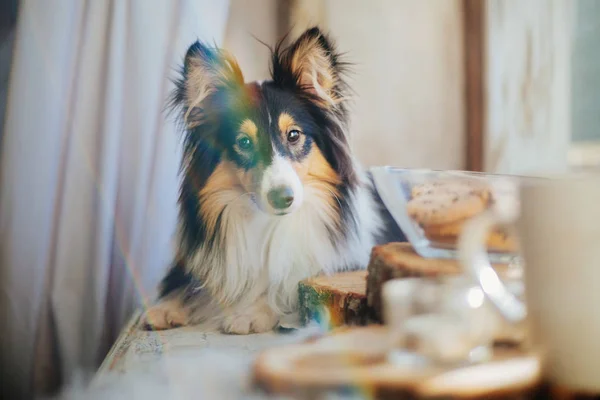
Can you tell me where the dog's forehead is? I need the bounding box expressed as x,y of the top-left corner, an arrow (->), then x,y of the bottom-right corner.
242,81 -> 304,133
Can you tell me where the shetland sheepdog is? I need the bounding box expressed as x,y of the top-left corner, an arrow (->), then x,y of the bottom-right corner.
142,27 -> 405,334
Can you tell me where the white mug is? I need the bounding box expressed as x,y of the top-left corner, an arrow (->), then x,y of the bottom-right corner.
459,174 -> 600,392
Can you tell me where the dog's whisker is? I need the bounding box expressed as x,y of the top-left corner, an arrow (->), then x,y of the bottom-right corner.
324,187 -> 343,211
307,182 -> 343,210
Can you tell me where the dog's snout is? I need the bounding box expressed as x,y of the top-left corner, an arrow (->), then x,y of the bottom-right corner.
267,186 -> 294,210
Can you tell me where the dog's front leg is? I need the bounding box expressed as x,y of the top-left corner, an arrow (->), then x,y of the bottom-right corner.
221,295 -> 279,334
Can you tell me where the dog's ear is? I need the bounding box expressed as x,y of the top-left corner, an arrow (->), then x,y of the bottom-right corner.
175,41 -> 244,127
272,27 -> 347,108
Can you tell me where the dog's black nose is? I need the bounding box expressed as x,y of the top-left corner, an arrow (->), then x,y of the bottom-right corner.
267,186 -> 294,210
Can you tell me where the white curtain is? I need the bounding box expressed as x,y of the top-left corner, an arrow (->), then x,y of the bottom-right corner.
0,0 -> 230,397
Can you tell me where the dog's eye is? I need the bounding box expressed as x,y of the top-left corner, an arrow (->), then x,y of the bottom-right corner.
287,130 -> 301,144
236,136 -> 253,150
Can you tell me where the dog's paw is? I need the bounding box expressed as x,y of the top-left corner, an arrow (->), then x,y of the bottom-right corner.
141,301 -> 189,330
221,310 -> 279,335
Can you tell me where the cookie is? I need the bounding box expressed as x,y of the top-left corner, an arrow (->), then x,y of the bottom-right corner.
420,220 -> 465,237
406,192 -> 487,226
423,222 -> 517,252
411,180 -> 491,203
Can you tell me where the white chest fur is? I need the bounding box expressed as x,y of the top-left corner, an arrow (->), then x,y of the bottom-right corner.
187,181 -> 381,315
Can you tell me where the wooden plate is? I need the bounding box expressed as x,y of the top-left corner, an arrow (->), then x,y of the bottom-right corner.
253,326 -> 541,399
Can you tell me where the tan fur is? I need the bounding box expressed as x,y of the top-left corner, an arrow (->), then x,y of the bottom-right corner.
197,161 -> 257,238
143,298 -> 189,330
198,162 -> 240,234
277,113 -> 297,137
184,49 -> 244,128
239,119 -> 258,142
290,36 -> 340,107
294,144 -> 341,224
234,167 -> 255,193
299,144 -> 340,187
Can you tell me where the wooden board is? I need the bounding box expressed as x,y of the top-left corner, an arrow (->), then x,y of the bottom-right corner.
253,325 -> 541,399
298,245 -> 469,329
298,270 -> 370,328
367,243 -> 461,323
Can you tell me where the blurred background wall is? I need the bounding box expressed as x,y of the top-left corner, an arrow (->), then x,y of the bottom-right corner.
223,0 -> 600,174
5,0 -> 593,174
484,0 -> 572,175
2,1 -> 598,177
224,0 -> 466,170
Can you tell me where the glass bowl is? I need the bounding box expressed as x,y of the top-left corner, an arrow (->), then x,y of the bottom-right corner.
370,166 -> 542,263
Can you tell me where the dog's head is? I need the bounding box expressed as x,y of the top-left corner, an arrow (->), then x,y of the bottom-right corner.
171,27 -> 356,221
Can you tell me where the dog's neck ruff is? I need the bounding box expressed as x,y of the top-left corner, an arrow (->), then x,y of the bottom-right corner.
182,171 -> 381,314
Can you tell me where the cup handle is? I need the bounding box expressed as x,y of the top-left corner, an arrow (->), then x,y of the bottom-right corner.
458,211 -> 527,324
